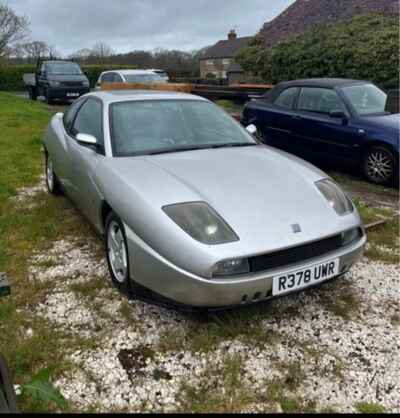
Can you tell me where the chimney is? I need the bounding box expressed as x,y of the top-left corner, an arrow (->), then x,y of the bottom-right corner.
228,29 -> 237,40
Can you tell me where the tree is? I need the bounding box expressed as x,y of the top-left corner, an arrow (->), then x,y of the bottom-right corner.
48,44 -> 61,59
70,48 -> 93,62
236,14 -> 399,90
23,41 -> 49,63
91,42 -> 114,60
0,3 -> 29,58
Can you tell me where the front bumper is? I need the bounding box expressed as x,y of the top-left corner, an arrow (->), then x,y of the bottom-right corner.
126,226 -> 367,308
48,87 -> 90,100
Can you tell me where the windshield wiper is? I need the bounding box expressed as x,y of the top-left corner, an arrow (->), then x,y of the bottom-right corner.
209,142 -> 258,149
145,143 -> 257,156
146,145 -> 212,156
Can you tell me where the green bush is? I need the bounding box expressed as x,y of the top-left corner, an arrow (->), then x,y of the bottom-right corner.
236,14 -> 399,91
0,64 -> 137,91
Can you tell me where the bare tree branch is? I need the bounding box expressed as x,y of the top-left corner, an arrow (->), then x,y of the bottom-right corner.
0,3 -> 29,57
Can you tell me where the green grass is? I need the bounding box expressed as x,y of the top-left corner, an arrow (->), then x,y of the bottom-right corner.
158,305 -> 281,355
0,93 -> 94,411
0,93 -> 54,201
215,100 -> 244,114
355,402 -> 386,414
354,199 -> 399,264
178,354 -> 257,413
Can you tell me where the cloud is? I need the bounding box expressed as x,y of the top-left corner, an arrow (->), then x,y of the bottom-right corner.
7,0 -> 295,55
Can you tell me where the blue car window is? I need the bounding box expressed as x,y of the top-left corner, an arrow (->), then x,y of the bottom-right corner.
274,87 -> 299,109
298,88 -> 347,115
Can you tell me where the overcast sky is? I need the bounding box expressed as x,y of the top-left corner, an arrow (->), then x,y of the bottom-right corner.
7,0 -> 295,55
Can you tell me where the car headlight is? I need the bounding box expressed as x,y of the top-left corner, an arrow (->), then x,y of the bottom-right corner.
316,179 -> 354,216
163,202 -> 239,245
83,80 -> 90,87
212,258 -> 250,277
342,227 -> 363,246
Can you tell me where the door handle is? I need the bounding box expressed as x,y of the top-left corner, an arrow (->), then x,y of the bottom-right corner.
292,115 -> 302,120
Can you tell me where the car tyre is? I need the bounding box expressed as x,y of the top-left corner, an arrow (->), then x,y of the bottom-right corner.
45,153 -> 62,195
105,212 -> 131,296
363,145 -> 397,186
28,86 -> 37,101
45,88 -> 54,105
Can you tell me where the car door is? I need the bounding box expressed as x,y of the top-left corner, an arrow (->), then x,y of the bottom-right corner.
292,87 -> 362,162
37,63 -> 48,96
51,97 -> 87,195
66,98 -> 105,221
256,87 -> 300,151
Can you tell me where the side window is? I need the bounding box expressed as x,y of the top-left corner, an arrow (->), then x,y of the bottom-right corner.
274,87 -> 299,110
102,73 -> 115,83
114,73 -> 123,82
71,99 -> 103,146
298,88 -> 347,115
63,98 -> 86,133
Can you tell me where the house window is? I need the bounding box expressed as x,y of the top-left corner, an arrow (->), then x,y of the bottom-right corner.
222,59 -> 231,66
206,60 -> 214,67
222,71 -> 227,79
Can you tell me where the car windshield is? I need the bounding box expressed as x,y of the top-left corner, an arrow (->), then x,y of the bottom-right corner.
341,84 -> 388,116
46,62 -> 83,75
110,100 -> 257,157
124,74 -> 166,84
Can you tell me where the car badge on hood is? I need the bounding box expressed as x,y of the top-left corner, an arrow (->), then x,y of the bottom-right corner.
291,224 -> 302,234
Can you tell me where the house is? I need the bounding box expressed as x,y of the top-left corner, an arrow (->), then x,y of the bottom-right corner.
200,0 -> 399,83
199,30 -> 251,81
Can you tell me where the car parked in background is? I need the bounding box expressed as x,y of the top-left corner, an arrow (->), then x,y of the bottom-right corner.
242,79 -> 400,185
95,69 -> 169,89
43,90 -> 365,309
23,60 -> 90,104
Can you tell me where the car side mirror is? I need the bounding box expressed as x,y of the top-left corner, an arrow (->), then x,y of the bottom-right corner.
330,110 -> 347,119
246,124 -> 258,135
76,133 -> 98,147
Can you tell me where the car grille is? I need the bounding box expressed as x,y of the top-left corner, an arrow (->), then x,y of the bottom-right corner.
249,234 -> 344,273
61,81 -> 83,87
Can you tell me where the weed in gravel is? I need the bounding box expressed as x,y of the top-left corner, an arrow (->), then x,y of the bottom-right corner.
319,286 -> 361,320
266,379 -> 316,413
69,278 -> 110,299
178,354 -> 255,413
355,401 -> 386,413
184,308 -> 280,354
390,314 -> 400,327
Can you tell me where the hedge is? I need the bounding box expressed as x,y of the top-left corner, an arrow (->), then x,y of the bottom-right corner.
0,64 -> 137,91
236,14 -> 400,91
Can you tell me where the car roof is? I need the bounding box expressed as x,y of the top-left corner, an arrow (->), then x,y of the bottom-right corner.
277,78 -> 370,89
102,69 -> 160,76
86,89 -> 209,104
43,60 -> 77,65
263,78 -> 372,102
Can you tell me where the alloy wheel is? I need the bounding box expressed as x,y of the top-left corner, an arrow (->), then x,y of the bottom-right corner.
107,221 -> 128,283
366,149 -> 394,184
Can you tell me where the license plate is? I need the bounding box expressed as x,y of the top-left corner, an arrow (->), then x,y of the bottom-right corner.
273,259 -> 340,296
67,93 -> 79,97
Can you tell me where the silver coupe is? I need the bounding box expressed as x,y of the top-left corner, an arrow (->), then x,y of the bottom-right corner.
43,90 -> 366,308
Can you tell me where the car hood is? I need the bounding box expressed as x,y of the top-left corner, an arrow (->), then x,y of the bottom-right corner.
361,113 -> 400,132
99,146 -> 359,259
48,74 -> 88,82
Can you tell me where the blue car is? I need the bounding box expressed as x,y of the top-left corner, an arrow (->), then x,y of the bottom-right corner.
242,79 -> 399,185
